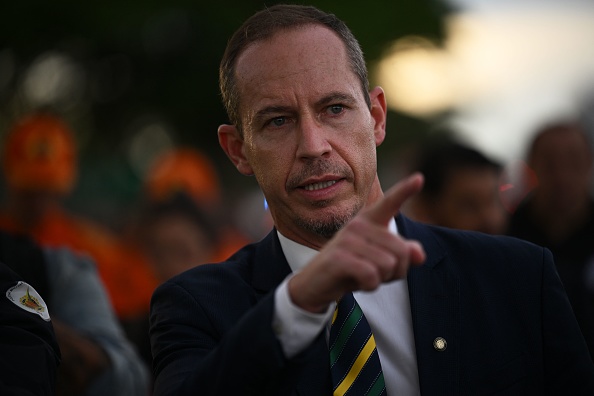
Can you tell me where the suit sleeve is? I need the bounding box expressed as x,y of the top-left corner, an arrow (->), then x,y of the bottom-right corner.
541,247 -> 594,394
150,277 -> 321,396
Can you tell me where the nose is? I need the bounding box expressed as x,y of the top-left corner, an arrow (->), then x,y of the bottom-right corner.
295,116 -> 332,159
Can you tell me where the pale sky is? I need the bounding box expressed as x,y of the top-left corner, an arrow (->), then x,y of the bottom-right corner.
375,1 -> 594,165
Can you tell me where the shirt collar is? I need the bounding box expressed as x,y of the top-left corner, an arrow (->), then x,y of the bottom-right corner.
277,217 -> 398,273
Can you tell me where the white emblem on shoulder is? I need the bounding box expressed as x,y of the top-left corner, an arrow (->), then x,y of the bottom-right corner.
6,281 -> 50,321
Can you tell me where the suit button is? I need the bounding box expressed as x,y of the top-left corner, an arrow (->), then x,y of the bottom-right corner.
433,337 -> 447,351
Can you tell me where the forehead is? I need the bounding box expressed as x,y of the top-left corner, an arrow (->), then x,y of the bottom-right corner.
234,25 -> 360,113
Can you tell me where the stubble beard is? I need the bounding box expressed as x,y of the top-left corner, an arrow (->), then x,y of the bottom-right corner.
285,158 -> 361,239
293,200 -> 360,239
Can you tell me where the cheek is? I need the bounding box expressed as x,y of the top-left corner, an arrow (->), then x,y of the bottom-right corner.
348,132 -> 378,177
249,147 -> 290,193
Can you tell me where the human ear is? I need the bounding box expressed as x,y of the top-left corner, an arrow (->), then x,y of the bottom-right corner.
369,86 -> 387,146
218,124 -> 254,176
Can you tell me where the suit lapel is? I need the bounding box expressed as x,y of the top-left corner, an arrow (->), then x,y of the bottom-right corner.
250,230 -> 332,395
251,230 -> 293,297
399,215 -> 460,395
251,220 -> 463,394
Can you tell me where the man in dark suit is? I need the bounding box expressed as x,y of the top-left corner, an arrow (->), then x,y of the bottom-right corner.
150,4 -> 594,395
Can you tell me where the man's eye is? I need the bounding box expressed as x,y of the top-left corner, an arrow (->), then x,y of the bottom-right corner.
270,117 -> 286,127
328,105 -> 344,115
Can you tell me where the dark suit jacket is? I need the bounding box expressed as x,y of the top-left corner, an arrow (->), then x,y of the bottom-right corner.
150,215 -> 594,395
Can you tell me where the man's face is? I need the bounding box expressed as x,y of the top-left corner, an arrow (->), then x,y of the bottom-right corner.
530,127 -> 593,212
429,168 -> 507,235
222,25 -> 386,249
143,213 -> 215,282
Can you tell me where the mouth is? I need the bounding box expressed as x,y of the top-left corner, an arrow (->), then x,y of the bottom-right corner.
303,180 -> 337,191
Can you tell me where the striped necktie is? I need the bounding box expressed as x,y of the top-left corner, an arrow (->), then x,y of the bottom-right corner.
329,292 -> 386,396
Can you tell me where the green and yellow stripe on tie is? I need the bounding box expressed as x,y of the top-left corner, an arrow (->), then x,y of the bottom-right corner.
329,293 -> 386,396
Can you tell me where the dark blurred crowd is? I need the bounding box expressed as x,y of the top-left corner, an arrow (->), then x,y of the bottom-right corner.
404,120 -> 594,360
1,109 -> 593,394
0,112 -> 254,395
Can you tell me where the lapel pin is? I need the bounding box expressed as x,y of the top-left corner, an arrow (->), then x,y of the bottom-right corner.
433,337 -> 447,351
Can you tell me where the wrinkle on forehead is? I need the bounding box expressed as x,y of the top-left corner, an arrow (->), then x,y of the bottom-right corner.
233,26 -> 360,130
237,25 -> 344,80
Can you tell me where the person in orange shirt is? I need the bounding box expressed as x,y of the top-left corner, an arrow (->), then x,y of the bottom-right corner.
0,112 -> 159,336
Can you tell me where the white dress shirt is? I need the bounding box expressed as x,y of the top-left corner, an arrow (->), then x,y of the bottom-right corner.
273,219 -> 421,396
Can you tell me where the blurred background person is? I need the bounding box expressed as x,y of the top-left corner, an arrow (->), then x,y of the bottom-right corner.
119,147 -> 250,366
405,138 -> 508,234
507,120 -> 594,360
135,191 -> 219,283
140,147 -> 249,263
0,111 -> 158,370
0,256 -> 60,396
0,230 -> 149,396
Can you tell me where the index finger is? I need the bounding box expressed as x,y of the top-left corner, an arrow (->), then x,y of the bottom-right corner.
364,172 -> 424,226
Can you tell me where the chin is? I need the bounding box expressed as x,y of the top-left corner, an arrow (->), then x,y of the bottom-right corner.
296,205 -> 359,239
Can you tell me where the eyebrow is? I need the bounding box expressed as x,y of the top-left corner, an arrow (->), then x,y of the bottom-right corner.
252,92 -> 358,125
253,106 -> 293,123
315,92 -> 357,108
